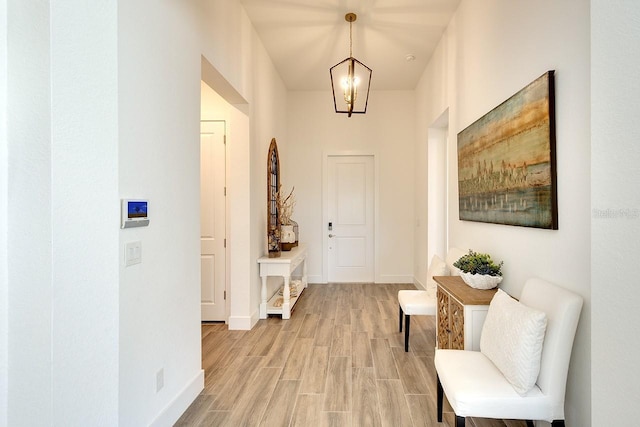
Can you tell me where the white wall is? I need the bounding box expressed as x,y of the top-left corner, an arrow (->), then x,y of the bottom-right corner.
287,90 -> 416,284
6,2 -> 53,422
5,1 -> 120,425
200,79 -> 254,329
201,51 -> 253,331
414,35 -> 453,288
50,2 -> 120,424
416,1 -> 591,425
247,32 -> 289,322
197,0 -> 255,332
0,1 -> 8,425
426,122 -> 448,262
4,0 -> 287,425
117,2 -> 203,425
591,1 -> 640,424
118,0 -> 288,424
198,0 -> 288,330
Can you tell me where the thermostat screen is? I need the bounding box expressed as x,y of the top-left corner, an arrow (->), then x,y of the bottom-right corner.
128,201 -> 148,219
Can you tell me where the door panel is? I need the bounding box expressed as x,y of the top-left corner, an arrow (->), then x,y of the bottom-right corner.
337,163 -> 366,224
200,254 -> 215,301
200,121 -> 226,321
328,155 -> 374,282
336,237 -> 366,267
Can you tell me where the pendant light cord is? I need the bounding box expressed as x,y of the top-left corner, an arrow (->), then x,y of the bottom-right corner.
349,20 -> 353,58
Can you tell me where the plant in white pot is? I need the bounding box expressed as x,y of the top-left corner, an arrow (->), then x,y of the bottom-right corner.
453,250 -> 504,289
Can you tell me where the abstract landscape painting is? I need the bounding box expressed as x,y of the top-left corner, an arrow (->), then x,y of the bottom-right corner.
457,71 -> 557,229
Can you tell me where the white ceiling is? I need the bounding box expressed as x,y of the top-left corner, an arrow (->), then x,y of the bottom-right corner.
240,0 -> 461,91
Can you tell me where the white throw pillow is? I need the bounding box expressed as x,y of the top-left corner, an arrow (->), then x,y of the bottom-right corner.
445,247 -> 466,276
426,255 -> 449,290
480,289 -> 548,395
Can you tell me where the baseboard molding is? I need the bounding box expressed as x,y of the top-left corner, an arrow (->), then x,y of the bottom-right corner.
307,274 -> 322,284
228,315 -> 253,330
250,310 -> 260,328
377,275 -> 414,284
305,277 -> 418,285
149,369 -> 204,427
413,277 -> 427,290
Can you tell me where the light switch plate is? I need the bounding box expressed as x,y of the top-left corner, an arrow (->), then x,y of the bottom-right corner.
125,241 -> 142,266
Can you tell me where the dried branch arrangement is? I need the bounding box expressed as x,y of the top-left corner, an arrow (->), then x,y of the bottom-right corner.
276,185 -> 296,225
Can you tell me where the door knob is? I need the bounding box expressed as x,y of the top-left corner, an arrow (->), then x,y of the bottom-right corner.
328,234 -> 335,238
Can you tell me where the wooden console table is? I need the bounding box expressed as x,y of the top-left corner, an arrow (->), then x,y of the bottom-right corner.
433,276 -> 498,351
258,244 -> 308,319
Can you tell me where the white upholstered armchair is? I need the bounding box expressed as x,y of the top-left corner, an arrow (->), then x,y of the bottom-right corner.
434,278 -> 583,427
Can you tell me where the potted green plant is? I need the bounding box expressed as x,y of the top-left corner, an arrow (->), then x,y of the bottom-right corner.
453,250 -> 504,289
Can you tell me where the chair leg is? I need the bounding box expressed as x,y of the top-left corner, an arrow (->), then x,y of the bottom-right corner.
437,375 -> 443,422
526,421 -> 535,427
551,421 -> 565,427
456,415 -> 465,427
399,305 -> 403,332
404,314 -> 410,352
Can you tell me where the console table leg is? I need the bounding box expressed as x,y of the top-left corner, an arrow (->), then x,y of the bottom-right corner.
260,275 -> 267,319
282,275 -> 291,319
302,258 -> 308,288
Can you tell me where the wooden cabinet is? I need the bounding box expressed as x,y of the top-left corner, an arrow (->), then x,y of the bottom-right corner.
437,289 -> 464,350
434,276 -> 497,351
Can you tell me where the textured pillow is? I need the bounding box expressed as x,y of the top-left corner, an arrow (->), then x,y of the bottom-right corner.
480,289 -> 548,395
426,255 -> 449,290
445,247 -> 466,276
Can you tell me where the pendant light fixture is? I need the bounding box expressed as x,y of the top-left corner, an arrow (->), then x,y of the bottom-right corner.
329,13 -> 372,117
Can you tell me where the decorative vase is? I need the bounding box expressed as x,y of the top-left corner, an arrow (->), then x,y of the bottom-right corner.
268,226 -> 281,258
280,224 -> 296,251
460,271 -> 503,290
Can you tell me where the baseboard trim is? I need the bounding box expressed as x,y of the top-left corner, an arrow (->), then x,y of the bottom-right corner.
413,277 -> 427,290
306,274 -> 322,284
251,310 -> 260,328
149,369 -> 204,427
378,275 -> 414,284
305,278 -> 419,285
228,313 -> 260,330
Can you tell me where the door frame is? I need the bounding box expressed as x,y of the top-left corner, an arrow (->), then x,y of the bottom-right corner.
200,119 -> 229,322
322,151 -> 380,283
427,110 -> 449,264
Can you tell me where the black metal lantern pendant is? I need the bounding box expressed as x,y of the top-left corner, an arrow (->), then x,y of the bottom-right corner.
330,13 -> 372,117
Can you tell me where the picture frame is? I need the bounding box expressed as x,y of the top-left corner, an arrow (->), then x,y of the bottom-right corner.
457,71 -> 557,229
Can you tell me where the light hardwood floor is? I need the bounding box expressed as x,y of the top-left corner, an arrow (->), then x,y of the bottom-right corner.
175,283 -> 528,427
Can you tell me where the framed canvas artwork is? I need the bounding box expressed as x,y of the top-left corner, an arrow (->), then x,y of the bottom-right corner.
457,71 -> 557,229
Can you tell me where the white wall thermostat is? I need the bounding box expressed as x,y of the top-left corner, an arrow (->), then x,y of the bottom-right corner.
121,199 -> 149,229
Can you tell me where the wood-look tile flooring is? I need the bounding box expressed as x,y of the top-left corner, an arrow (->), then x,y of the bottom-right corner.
175,283 -> 527,427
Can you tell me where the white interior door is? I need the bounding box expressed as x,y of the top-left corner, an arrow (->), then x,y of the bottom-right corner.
200,121 -> 226,321
327,155 -> 375,282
